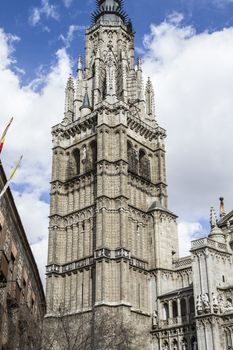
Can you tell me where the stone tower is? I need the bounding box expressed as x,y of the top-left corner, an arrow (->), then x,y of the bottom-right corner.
46,0 -> 179,348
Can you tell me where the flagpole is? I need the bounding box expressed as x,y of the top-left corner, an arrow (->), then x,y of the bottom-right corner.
0,117 -> 14,156
0,155 -> 23,203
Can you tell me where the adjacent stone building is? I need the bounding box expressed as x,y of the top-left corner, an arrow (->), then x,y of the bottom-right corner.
46,1 -> 233,349
0,161 -> 46,349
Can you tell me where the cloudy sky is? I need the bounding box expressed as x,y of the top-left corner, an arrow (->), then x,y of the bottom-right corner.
0,0 -> 233,284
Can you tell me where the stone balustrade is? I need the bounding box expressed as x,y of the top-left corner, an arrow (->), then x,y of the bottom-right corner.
191,237 -> 228,252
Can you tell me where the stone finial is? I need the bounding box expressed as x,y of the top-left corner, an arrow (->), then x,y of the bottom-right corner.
66,75 -> 74,89
145,77 -> 155,117
219,197 -> 226,218
77,56 -> 83,81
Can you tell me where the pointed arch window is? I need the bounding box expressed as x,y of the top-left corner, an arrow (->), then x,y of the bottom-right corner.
73,149 -> 80,175
189,296 -> 195,314
127,142 -> 138,174
102,76 -> 107,99
181,298 -> 187,316
139,149 -> 151,181
172,300 -> 178,318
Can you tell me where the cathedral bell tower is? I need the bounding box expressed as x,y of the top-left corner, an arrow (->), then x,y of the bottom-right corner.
46,0 -> 179,347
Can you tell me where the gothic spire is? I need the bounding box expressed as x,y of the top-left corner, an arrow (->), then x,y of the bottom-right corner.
92,0 -> 129,25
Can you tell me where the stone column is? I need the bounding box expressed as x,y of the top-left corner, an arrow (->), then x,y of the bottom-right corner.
177,298 -> 181,324
168,300 -> 173,320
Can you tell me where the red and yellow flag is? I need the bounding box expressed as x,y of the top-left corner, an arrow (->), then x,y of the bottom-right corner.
0,117 -> 13,154
0,155 -> 23,199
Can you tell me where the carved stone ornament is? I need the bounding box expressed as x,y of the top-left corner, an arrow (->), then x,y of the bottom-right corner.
212,292 -> 219,312
202,293 -> 211,312
196,294 -> 203,315
152,310 -> 158,326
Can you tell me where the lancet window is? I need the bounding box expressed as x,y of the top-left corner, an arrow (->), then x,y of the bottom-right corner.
172,300 -> 178,318
189,296 -> 195,314
127,142 -> 138,174
139,149 -> 151,181
73,149 -> 80,175
181,298 -> 187,316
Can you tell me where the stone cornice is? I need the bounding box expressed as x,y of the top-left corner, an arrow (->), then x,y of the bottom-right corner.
46,249 -> 149,276
52,113 -> 97,140
127,113 -> 166,141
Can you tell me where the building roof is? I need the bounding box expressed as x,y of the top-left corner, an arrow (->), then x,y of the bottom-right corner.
0,161 -> 46,310
148,201 -> 178,218
158,286 -> 193,299
218,210 -> 233,227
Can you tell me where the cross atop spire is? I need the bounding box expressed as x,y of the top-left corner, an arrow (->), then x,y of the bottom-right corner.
92,0 -> 129,25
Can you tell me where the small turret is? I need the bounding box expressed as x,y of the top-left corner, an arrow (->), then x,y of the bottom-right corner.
209,207 -> 225,243
80,86 -> 92,117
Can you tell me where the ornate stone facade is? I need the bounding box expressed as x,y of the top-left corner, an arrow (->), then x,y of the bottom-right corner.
0,162 -> 46,349
46,1 -> 233,349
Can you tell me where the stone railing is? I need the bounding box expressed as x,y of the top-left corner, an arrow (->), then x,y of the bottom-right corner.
173,256 -> 192,269
46,256 -> 94,275
129,257 -> 147,270
191,238 -> 228,252
158,314 -> 195,328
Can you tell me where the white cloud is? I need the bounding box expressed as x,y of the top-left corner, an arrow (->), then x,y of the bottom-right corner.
29,0 -> 59,26
62,0 -> 73,8
31,237 -> 48,286
178,222 -> 206,256
59,25 -> 85,48
213,0 -> 233,6
0,28 -> 72,284
142,15 -> 233,228
0,29 -> 20,69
